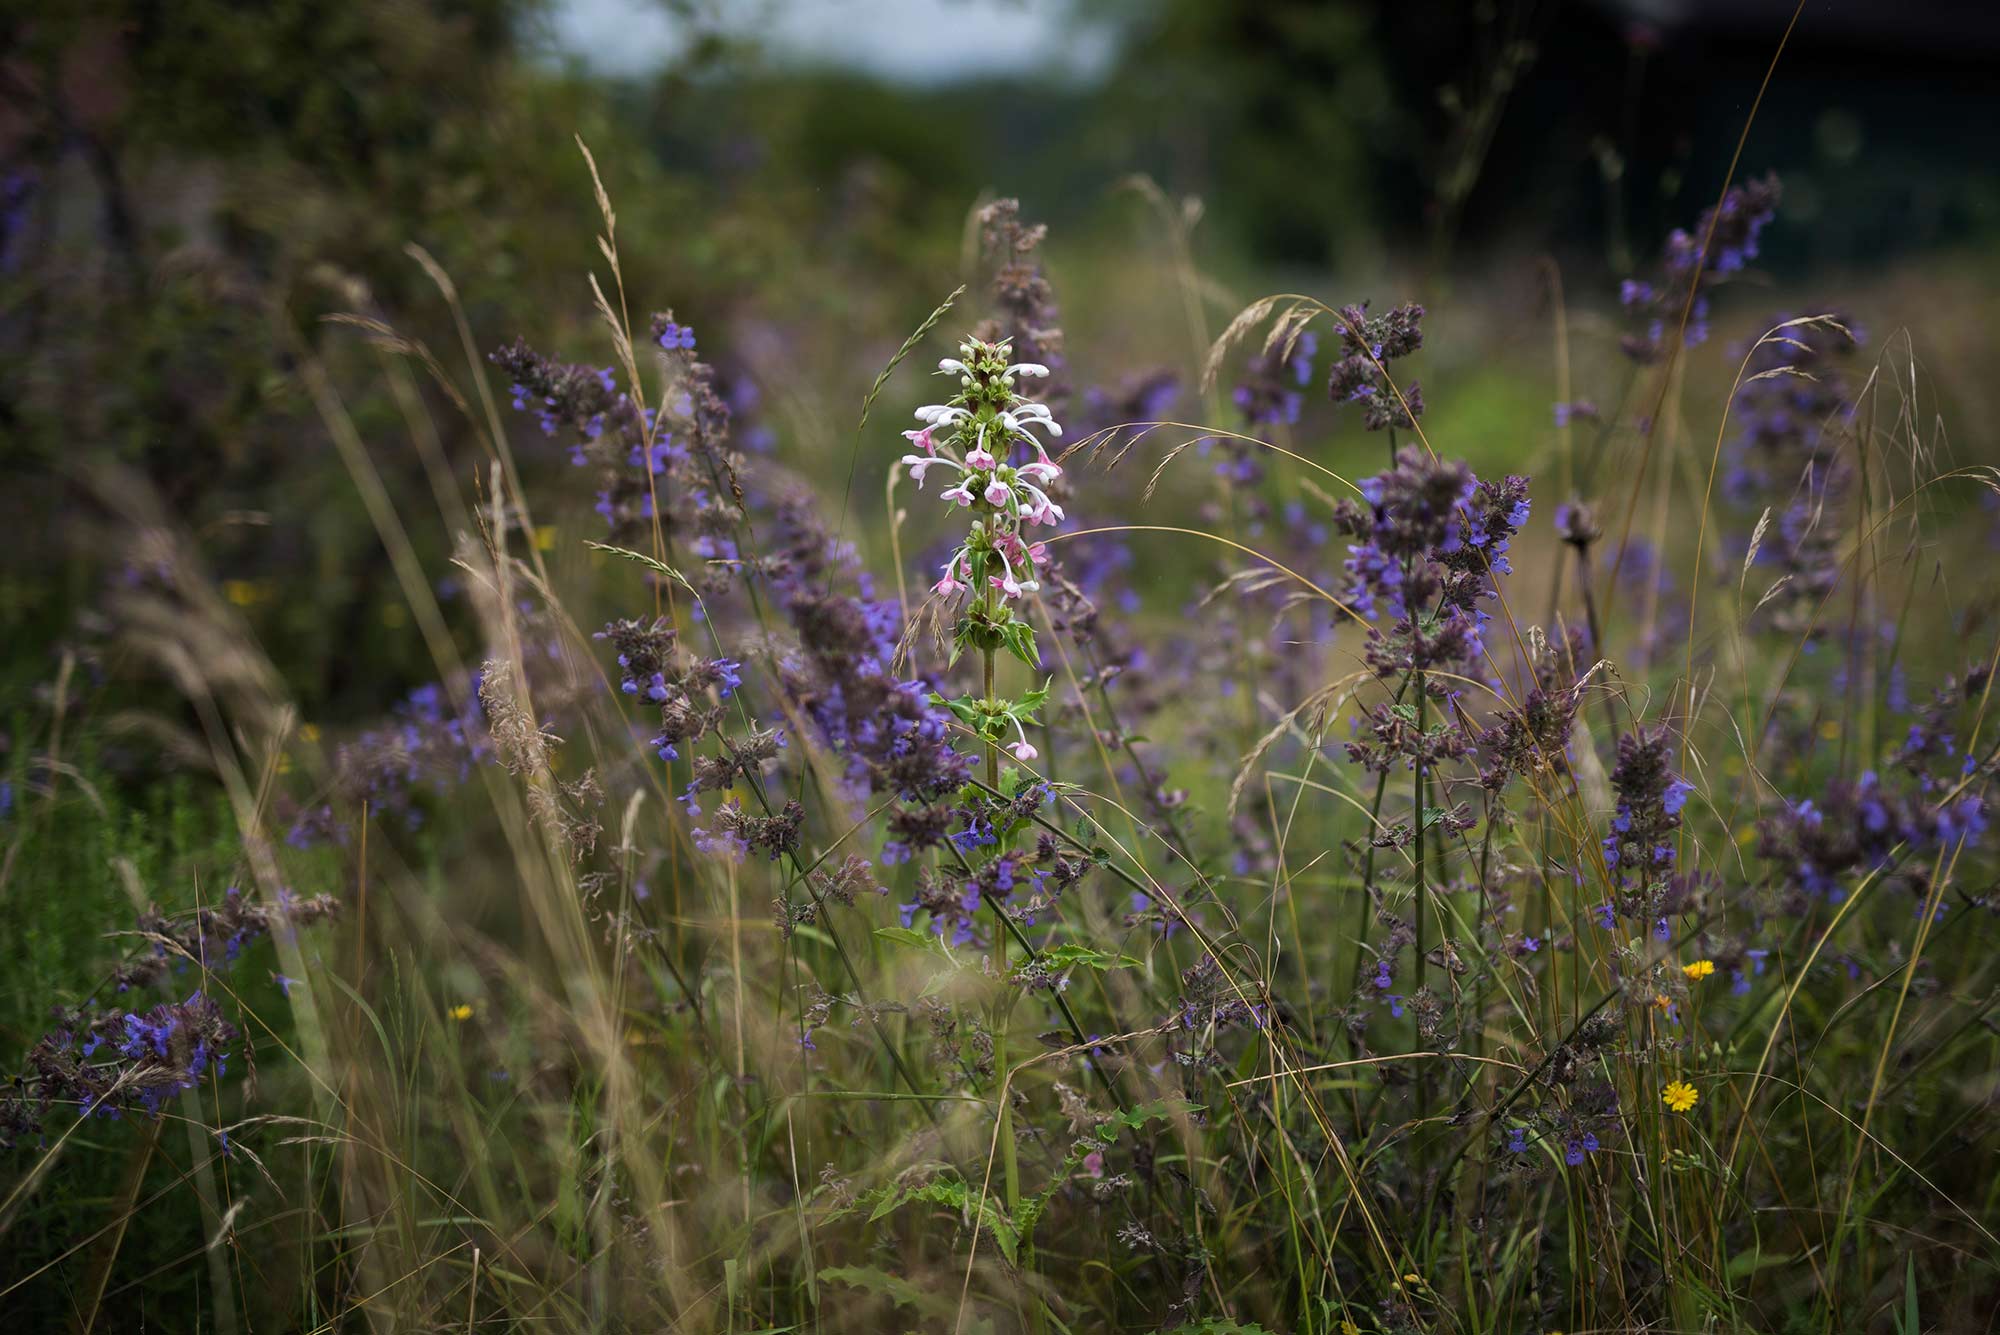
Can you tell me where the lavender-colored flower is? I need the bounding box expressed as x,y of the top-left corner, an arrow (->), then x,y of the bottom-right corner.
1326,301 -> 1425,431
1619,173 -> 1781,363
1601,729 -> 1695,924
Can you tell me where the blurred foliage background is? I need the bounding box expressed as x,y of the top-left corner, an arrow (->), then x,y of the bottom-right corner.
7,0 -> 1999,724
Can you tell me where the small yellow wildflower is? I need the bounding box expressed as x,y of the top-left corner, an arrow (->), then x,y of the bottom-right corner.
1653,993 -> 1672,1010
449,1004 -> 474,1022
1339,1322 -> 1359,1335
1682,959 -> 1716,981
1662,1079 -> 1699,1113
223,579 -> 272,607
534,524 -> 559,552
299,723 -> 321,744
1819,719 -> 1842,741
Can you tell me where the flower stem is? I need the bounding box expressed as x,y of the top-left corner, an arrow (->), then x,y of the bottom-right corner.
979,609 -> 1022,1257
1414,667 -> 1430,1145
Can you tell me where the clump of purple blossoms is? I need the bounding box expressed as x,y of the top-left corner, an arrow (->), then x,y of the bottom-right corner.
764,497 -> 971,805
111,887 -> 339,994
1217,331 -> 1317,483
1599,728 -> 1696,930
3,992 -> 242,1148
1233,330 -> 1316,427
1326,301 -> 1425,431
1476,627 -> 1591,791
1332,447 -> 1530,688
1730,313 -> 1863,640
594,616 -> 739,763
492,313 -> 747,597
973,198 -> 1068,418
1619,172 -> 1781,363
285,680 -> 492,845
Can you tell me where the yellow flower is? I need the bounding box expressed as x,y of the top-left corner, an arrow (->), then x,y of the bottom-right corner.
299,723 -> 321,744
1653,993 -> 1672,1010
1682,959 -> 1716,981
449,1004 -> 474,1022
534,524 -> 559,552
1340,1323 -> 1359,1335
223,579 -> 272,607
1663,1079 -> 1699,1113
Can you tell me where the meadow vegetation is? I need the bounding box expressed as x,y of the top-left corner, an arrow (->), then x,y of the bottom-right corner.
6,8 -> 2000,1334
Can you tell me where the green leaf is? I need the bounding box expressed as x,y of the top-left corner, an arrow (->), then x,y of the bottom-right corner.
873,926 -> 937,949
1037,943 -> 1140,971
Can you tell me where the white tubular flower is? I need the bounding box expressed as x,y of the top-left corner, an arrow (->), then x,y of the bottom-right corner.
982,478 -> 1012,507
965,445 -> 997,471
1007,401 -> 1063,436
1007,719 -> 1038,763
903,453 -> 963,489
1017,458 -> 1062,484
937,358 -> 969,376
1005,362 -> 1050,378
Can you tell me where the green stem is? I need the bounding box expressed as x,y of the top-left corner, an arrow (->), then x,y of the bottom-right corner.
1413,669 -> 1430,1146
979,612 -> 1023,1268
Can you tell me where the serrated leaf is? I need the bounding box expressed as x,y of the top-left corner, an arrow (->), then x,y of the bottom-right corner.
1038,943 -> 1139,971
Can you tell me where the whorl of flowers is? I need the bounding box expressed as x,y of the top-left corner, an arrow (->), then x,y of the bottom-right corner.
906,335 -> 1066,608
973,199 -> 1067,413
1,992 -> 243,1147
1758,770 -> 1985,909
1731,313 -> 1864,640
492,313 -> 746,593
1599,728 -> 1696,930
1619,172 -> 1781,363
285,680 -> 492,846
1476,626 -> 1591,791
1332,447 -> 1530,683
1326,301 -> 1426,431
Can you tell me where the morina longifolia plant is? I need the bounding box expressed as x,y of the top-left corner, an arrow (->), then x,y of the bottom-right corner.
903,332 -> 1066,1232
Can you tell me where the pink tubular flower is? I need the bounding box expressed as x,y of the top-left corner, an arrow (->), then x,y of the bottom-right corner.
904,453 -> 955,487
983,478 -> 1012,507
902,425 -> 937,454
965,445 -> 997,471
933,553 -> 969,596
